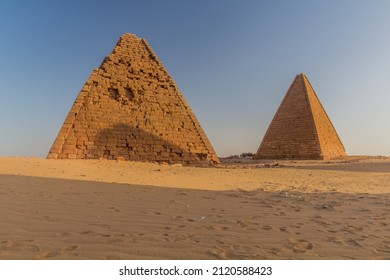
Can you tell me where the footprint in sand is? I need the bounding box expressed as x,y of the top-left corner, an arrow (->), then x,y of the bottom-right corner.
207,225 -> 229,231
42,215 -> 59,222
202,196 -> 216,200
177,191 -> 188,196
89,223 -> 111,229
249,215 -> 262,219
38,250 -> 60,259
279,226 -> 290,233
80,230 -> 93,235
346,239 -> 362,247
236,220 -> 248,227
163,233 -> 191,242
209,246 -> 245,260
273,211 -> 286,216
262,225 -> 273,230
326,237 -> 345,244
104,254 -> 122,260
108,206 -> 120,212
313,220 -> 331,228
290,223 -> 303,229
377,247 -> 390,254
290,205 -> 302,212
287,238 -> 314,253
62,245 -> 79,252
108,237 -> 126,243
172,234 -> 192,241
172,215 -> 184,220
1,240 -> 40,253
340,227 -> 356,235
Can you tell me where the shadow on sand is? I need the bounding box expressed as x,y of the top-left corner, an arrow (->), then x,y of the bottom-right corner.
1,173 -> 390,260
293,161 -> 390,173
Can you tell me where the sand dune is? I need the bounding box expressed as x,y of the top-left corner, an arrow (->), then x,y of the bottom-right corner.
0,157 -> 389,259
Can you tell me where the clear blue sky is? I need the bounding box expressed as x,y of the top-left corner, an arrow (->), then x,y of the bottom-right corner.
1,0 -> 389,157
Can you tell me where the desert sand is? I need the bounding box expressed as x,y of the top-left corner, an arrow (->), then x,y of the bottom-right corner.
0,156 -> 389,259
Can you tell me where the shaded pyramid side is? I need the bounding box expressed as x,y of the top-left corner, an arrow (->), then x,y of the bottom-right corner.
302,75 -> 346,159
48,33 -> 219,165
255,74 -> 346,160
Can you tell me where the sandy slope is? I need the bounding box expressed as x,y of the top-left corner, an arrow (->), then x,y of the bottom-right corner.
0,157 -> 389,259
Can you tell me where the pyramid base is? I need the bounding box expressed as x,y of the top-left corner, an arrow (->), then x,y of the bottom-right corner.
254,152 -> 347,161
254,154 -> 325,160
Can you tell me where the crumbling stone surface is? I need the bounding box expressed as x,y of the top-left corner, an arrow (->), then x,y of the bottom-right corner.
48,33 -> 219,165
255,74 -> 346,160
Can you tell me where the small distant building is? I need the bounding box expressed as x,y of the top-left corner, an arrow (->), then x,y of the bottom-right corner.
254,74 -> 346,160
240,153 -> 254,159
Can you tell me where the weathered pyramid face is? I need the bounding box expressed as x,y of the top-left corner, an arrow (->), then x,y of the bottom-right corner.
255,74 -> 346,160
48,33 -> 219,165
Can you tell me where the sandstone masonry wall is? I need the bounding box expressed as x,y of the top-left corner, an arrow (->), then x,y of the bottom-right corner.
48,34 -> 219,165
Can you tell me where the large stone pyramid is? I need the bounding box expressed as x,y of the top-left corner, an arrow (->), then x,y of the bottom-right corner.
255,74 -> 346,160
48,33 -> 219,165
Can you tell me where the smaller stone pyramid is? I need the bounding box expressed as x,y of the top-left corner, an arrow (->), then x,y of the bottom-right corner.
255,74 -> 346,160
48,33 -> 219,165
